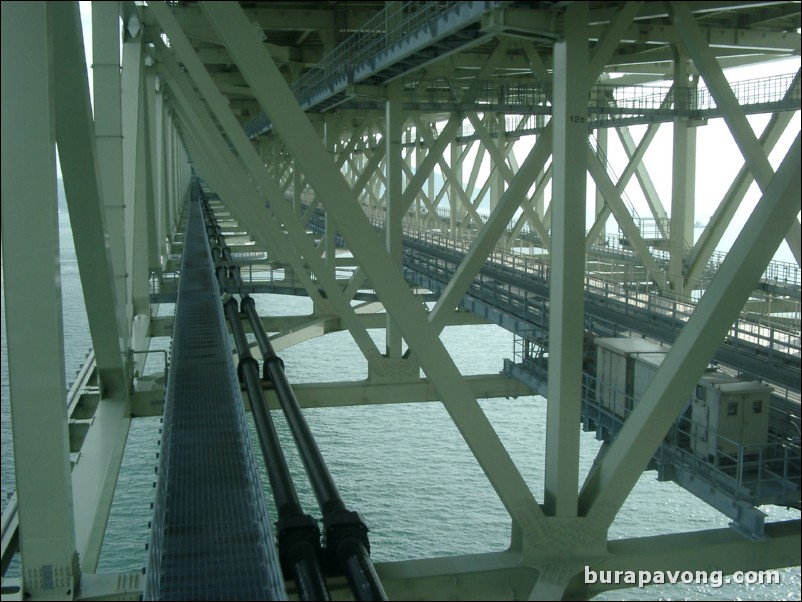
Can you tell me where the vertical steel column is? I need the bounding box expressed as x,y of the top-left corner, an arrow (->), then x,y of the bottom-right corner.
414,125 -> 423,222
385,81 -> 404,358
490,113 -> 506,214
595,127 -> 608,244
93,1 -> 130,354
449,138 -> 461,235
669,47 -> 697,292
121,20 -> 144,341
52,0 -> 128,393
131,39 -> 155,329
170,117 -> 184,232
171,124 -> 184,222
545,0 -> 588,517
143,69 -> 162,282
324,117 -> 338,274
162,110 -> 171,238
1,3 -> 78,597
129,62 -> 161,376
292,154 -> 303,260
426,126 -> 436,226
293,157 -> 303,215
162,111 -> 174,238
371,131 -> 385,212
148,68 -> 168,269
535,152 -> 547,220
50,2 -> 134,572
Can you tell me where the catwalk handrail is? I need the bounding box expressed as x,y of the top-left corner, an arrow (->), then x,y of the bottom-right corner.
246,70 -> 800,137
413,71 -> 801,120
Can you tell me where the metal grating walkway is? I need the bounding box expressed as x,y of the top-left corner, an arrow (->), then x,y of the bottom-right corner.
144,185 -> 285,600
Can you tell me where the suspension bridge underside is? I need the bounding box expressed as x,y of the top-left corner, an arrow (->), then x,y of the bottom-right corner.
1,1 -> 801,601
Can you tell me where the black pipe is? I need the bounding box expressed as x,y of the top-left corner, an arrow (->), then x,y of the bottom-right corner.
328,529 -> 386,602
225,298 -> 299,513
223,284 -> 331,599
206,197 -> 386,600
263,351 -> 344,514
240,296 -> 283,382
215,265 -> 227,293
239,300 -> 342,509
240,296 -> 388,601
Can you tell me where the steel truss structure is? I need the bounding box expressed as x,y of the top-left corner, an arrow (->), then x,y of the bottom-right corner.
1,2 -> 800,600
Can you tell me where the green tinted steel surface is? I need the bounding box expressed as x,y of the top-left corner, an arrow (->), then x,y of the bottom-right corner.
144,184 -> 285,600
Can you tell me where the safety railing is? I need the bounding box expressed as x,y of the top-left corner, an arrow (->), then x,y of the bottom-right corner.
401,226 -> 800,365
255,195 -> 801,373
363,194 -> 800,296
405,72 -> 800,119
658,408 -> 801,507
696,71 -> 801,113
398,200 -> 798,286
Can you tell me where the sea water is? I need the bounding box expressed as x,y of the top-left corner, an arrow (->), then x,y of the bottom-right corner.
2,211 -> 800,600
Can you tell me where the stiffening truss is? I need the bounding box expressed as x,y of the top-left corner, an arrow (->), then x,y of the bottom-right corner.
1,1 -> 799,600
142,1 -> 799,598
